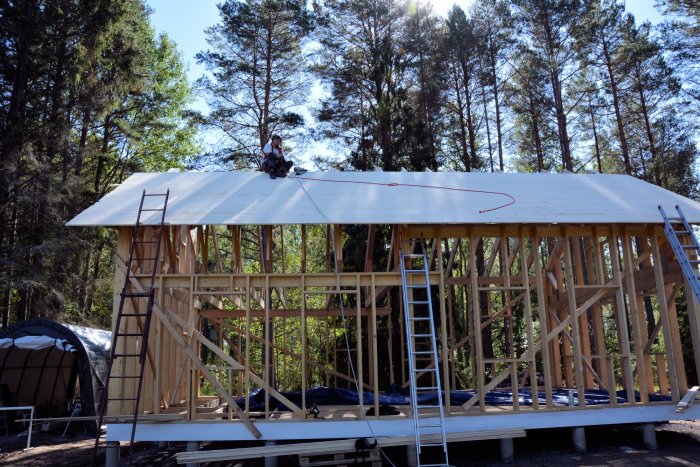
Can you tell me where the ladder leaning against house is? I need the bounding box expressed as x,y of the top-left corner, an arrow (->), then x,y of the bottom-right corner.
659,205 -> 700,304
400,241 -> 449,467
92,189 -> 169,467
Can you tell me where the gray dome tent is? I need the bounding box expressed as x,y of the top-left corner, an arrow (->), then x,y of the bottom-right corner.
0,319 -> 111,420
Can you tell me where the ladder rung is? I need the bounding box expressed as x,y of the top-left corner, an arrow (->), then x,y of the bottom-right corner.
415,405 -> 437,409
408,300 -> 430,305
419,443 -> 447,448
404,269 -> 426,273
144,193 -> 168,197
413,350 -> 435,355
415,387 -> 439,391
409,317 -> 431,321
403,254 -> 425,259
122,292 -> 152,298
414,368 -> 437,372
140,208 -> 165,212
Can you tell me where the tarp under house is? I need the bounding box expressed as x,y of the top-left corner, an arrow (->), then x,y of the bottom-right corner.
0,319 -> 111,419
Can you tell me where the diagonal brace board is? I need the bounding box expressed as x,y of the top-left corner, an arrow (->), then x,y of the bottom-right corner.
116,259 -> 262,438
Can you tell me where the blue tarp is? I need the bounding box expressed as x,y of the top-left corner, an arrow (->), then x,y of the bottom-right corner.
234,385 -> 671,412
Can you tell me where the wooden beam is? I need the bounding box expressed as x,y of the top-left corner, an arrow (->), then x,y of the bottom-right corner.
175,428 -> 527,464
199,308 -> 391,319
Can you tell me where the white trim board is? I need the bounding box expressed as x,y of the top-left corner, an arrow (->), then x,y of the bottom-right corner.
106,404 -> 700,442
68,171 -> 700,227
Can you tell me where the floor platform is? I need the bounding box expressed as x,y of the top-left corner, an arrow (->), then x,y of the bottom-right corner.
106,403 -> 700,442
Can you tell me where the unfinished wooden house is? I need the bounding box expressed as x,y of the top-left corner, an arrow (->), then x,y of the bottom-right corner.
68,171 -> 700,464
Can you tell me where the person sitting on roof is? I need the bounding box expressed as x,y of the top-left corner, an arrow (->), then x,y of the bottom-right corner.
262,134 -> 293,179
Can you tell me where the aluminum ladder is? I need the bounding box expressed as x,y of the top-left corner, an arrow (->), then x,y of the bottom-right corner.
92,189 -> 169,466
659,205 -> 700,304
400,243 -> 449,467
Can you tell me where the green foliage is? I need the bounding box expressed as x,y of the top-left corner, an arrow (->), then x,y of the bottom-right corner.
0,0 -> 199,329
197,0 -> 314,169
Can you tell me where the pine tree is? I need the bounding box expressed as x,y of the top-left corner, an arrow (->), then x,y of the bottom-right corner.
198,0 -> 314,169
314,0 -> 409,171
512,0 -> 585,172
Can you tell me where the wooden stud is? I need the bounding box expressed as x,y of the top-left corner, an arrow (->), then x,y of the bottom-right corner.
563,235 -> 586,406
468,237 -> 486,411
436,238 -> 451,413
608,236 -> 636,403
650,236 -> 681,401
620,235 -> 650,403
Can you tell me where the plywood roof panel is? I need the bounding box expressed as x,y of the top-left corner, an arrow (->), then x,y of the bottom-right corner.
66,171 -> 700,226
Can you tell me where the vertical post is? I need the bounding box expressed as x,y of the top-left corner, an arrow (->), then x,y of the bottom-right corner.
650,236 -> 681,402
301,275 -> 307,415
533,234 -> 554,408
609,235 -> 636,403
187,275 -> 196,420
185,441 -> 199,467
244,276 -> 251,415
469,237 -> 485,411
563,235 -> 586,406
264,441 -> 278,467
301,225 -> 307,273
572,426 -> 586,453
621,235 -> 650,403
261,226 -> 275,393
154,275 -> 164,413
572,237 -> 594,388
588,235 -> 609,388
356,274 -> 364,413
642,423 -> 657,450
436,238 -> 451,413
264,275 -> 270,419
371,275 -> 379,417
105,441 -> 120,467
500,437 -> 514,461
520,232 -> 537,409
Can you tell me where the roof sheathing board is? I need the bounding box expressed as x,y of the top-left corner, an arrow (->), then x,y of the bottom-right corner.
66,171 -> 700,227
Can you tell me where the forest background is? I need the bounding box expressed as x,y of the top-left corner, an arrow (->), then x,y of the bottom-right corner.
0,0 -> 699,332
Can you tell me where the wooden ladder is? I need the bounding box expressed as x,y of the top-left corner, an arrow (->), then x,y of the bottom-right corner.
92,189 -> 169,466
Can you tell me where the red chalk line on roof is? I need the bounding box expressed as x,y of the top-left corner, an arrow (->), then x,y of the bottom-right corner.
294,175 -> 516,214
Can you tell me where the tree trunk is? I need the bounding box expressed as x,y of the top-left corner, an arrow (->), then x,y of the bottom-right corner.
634,63 -> 661,185
603,39 -> 631,174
